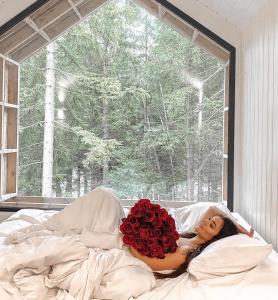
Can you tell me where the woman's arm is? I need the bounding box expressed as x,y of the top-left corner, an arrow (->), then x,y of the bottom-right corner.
199,206 -> 254,237
129,246 -> 186,271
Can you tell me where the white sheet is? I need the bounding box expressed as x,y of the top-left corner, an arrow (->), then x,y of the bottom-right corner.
1,200 -> 278,300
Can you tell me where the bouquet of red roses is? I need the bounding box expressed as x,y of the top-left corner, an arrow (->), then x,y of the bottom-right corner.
120,199 -> 179,259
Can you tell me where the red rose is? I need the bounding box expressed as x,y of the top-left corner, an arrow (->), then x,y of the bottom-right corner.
153,218 -> 163,227
161,236 -> 170,245
131,224 -> 141,234
159,208 -> 169,220
149,229 -> 156,237
147,236 -> 157,246
128,216 -> 137,224
134,236 -> 144,248
173,232 -> 180,240
153,228 -> 162,237
139,228 -> 150,240
168,241 -> 178,253
120,221 -> 133,234
166,216 -> 175,227
131,207 -> 143,218
143,210 -> 156,222
123,235 -> 133,245
137,199 -> 151,210
153,204 -> 161,211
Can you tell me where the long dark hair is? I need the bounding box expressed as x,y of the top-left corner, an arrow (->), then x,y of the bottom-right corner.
153,217 -> 238,279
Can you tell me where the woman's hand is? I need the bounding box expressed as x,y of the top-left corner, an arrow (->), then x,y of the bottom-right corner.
237,225 -> 254,237
180,244 -> 198,255
247,228 -> 255,237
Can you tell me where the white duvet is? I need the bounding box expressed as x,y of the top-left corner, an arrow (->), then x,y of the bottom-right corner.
0,188 -> 156,300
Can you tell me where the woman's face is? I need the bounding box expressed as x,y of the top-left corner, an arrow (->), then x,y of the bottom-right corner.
195,216 -> 224,242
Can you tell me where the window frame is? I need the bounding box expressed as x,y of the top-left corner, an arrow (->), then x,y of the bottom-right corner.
0,0 -> 236,211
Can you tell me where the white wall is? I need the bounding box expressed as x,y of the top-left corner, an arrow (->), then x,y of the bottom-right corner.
0,0 -> 37,26
168,0 -> 242,47
240,0 -> 278,249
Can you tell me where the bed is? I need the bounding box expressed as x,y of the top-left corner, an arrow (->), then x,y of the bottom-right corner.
0,197 -> 278,300
135,211 -> 278,300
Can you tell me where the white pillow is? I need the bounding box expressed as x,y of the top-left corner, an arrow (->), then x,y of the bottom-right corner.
173,202 -> 236,233
188,234 -> 272,280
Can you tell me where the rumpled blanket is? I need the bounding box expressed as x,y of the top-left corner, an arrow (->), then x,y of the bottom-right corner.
0,188 -> 156,299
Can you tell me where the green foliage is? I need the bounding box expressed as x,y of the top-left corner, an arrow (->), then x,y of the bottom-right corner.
19,0 -> 225,201
74,127 -> 122,167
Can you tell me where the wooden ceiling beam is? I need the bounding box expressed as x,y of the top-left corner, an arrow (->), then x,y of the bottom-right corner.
9,34 -> 48,62
67,0 -> 83,20
25,17 -> 51,42
30,0 -> 72,29
0,22 -> 36,55
76,0 -> 107,18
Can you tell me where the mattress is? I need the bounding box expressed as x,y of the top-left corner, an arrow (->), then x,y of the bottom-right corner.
0,208 -> 278,300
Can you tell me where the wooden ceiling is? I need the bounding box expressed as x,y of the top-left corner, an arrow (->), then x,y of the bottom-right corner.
0,0 -> 107,61
0,0 -> 230,63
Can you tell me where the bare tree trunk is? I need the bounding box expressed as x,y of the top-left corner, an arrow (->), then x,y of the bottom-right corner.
142,11 -> 162,176
84,171 -> 89,193
77,165 -> 81,197
55,177 -> 62,197
208,158 -> 211,201
186,95 -> 194,201
42,42 -> 56,197
187,143 -> 194,201
198,87 -> 203,131
102,95 -> 109,184
159,83 -> 176,190
90,170 -> 95,190
146,112 -> 161,175
211,176 -> 218,200
101,51 -> 109,185
66,168 -> 73,196
197,87 -> 204,201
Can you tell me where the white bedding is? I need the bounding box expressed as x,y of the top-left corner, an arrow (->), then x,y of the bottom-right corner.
134,212 -> 278,300
0,195 -> 278,300
0,188 -> 156,300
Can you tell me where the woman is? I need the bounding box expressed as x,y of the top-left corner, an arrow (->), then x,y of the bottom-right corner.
129,215 -> 234,278
128,206 -> 254,279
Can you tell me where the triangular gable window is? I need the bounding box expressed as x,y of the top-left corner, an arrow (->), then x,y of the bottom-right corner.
0,0 -> 235,210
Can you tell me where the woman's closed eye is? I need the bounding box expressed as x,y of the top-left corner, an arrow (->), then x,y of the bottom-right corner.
209,219 -> 216,229
208,218 -> 213,228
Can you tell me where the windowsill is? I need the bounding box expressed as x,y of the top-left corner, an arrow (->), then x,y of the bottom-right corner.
0,196 -> 223,211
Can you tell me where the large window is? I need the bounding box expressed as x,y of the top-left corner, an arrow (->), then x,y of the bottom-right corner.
0,0 -> 235,209
18,0 -> 225,201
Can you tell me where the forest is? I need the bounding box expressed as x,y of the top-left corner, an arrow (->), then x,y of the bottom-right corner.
19,0 -> 225,202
